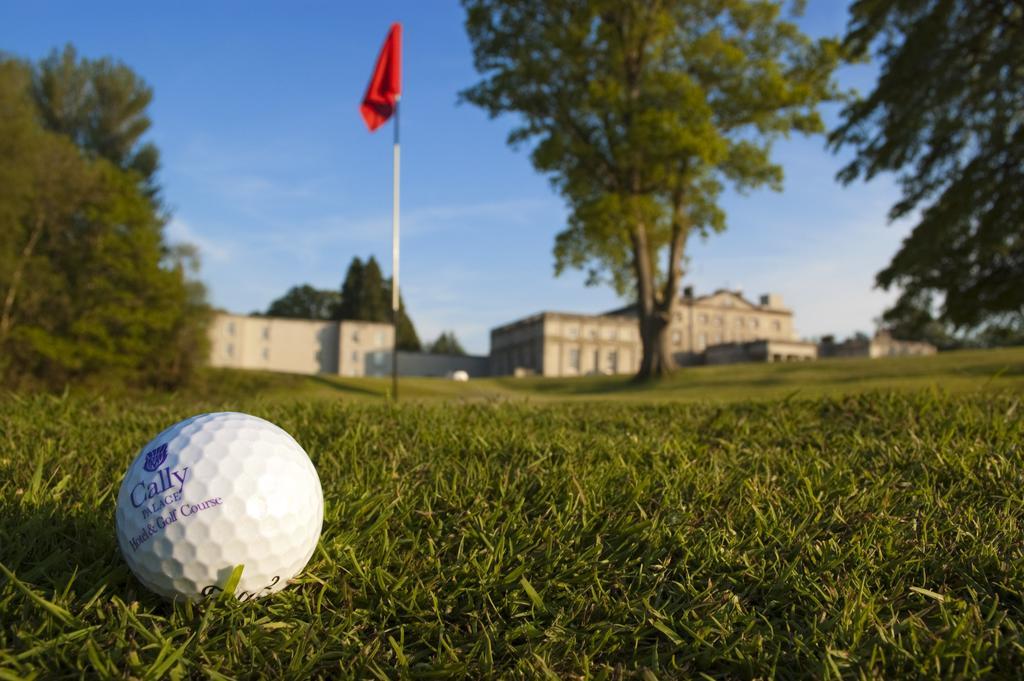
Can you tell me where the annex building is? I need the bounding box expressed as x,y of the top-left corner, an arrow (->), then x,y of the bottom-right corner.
489,289 -> 818,377
208,313 -> 489,378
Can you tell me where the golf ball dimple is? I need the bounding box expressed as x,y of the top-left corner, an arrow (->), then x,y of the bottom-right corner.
115,412 -> 324,601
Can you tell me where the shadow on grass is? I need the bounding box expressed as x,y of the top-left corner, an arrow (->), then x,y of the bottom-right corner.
496,375 -> 644,396
1,501 -> 159,607
306,374 -> 384,398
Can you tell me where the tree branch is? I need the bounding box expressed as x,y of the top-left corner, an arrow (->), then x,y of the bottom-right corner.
0,212 -> 46,340
660,194 -> 689,312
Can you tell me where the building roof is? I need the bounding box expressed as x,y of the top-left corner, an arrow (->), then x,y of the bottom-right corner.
604,288 -> 789,316
489,310 -> 637,335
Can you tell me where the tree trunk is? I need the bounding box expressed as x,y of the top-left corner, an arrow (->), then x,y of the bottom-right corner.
0,213 -> 45,341
631,202 -> 689,381
637,307 -> 674,379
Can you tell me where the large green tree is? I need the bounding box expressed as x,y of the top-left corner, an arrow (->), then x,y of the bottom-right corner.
462,0 -> 841,377
336,256 -> 421,351
31,45 -> 161,198
265,284 -> 341,320
830,1 -> 1024,333
338,256 -> 391,323
0,53 -> 208,389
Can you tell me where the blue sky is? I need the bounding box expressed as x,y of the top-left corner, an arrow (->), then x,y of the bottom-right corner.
1,1 -> 910,354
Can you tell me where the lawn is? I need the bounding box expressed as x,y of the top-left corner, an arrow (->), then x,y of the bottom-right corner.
176,346 -> 1024,404
2,349 -> 1023,678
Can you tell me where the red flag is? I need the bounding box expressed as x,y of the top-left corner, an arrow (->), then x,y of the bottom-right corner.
360,23 -> 402,132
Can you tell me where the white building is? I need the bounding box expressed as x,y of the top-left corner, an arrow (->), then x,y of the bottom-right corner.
209,313 -> 393,377
208,313 -> 491,378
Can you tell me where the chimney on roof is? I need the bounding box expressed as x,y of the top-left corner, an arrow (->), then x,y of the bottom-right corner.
759,293 -> 784,308
683,285 -> 694,298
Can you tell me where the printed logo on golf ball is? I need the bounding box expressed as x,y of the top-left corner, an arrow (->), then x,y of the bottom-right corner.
115,412 -> 324,601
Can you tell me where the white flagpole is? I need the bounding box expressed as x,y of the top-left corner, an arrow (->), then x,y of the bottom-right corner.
391,97 -> 400,401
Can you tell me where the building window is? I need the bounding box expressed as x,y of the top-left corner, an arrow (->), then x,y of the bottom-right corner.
713,334 -> 721,344
567,326 -> 579,339
227,322 -> 235,336
569,348 -> 580,371
352,330 -> 361,343
714,315 -> 723,326
351,351 -> 359,363
372,351 -> 384,365
698,333 -> 706,350
589,327 -> 598,339
376,331 -> 385,346
605,327 -> 616,340
261,347 -> 269,360
772,320 -> 782,332
672,330 -> 682,346
262,326 -> 270,340
608,350 -> 618,373
226,343 -> 234,358
750,318 -> 759,329
699,314 -> 708,324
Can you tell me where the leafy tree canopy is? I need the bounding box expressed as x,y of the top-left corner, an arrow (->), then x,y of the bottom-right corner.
265,285 -> 341,320
461,0 -> 841,377
830,0 -> 1024,331
31,45 -> 161,198
267,257 -> 423,351
337,256 -> 421,351
0,52 -> 208,390
428,331 -> 466,356
879,290 -> 1024,350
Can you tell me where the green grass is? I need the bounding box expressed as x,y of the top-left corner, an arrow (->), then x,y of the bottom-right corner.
173,346 -> 1024,404
2,349 -> 1024,678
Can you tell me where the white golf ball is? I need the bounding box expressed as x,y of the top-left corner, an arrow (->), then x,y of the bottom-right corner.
115,412 -> 324,601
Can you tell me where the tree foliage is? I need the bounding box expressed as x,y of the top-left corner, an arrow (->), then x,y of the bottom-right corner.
830,0 -> 1024,331
878,290 -> 960,350
31,45 -> 161,198
0,52 -> 208,389
337,256 -> 421,351
462,0 -> 841,377
880,290 -> 1024,350
265,285 -> 341,320
338,256 -> 391,324
428,331 -> 467,356
267,257 -> 423,351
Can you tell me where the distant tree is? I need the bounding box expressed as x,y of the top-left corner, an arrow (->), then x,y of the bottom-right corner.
428,331 -> 466,356
830,1 -> 1024,333
878,291 -> 961,350
336,256 -> 421,351
975,317 -> 1024,349
879,290 -> 1024,350
461,0 -> 842,378
385,281 -> 422,352
266,284 -> 341,320
158,243 -> 212,386
337,257 -> 364,320
31,45 -> 161,198
359,257 -> 391,323
0,52 -> 208,389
